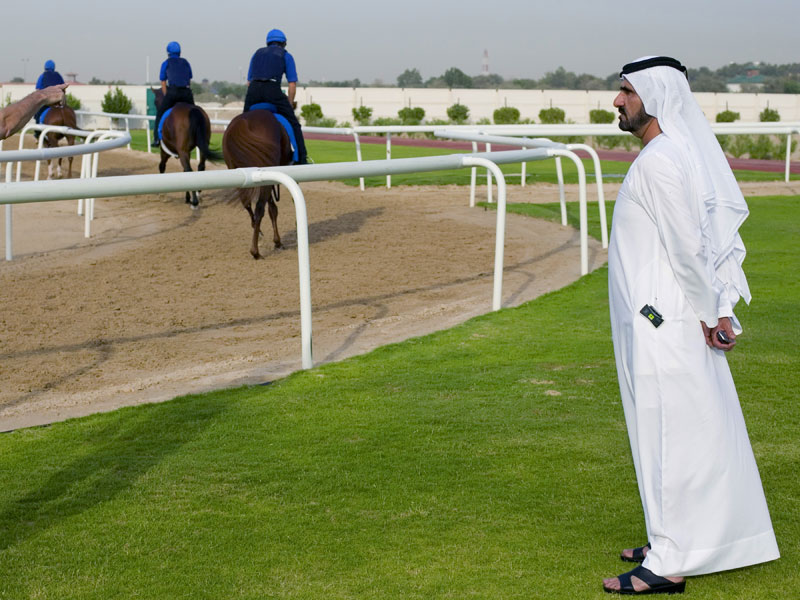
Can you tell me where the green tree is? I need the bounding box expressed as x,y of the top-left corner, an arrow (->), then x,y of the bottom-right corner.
101,87 -> 132,115
397,68 -> 423,88
398,106 -> 425,125
443,67 -> 473,89
352,105 -> 373,125
759,107 -> 780,122
65,93 -> 82,110
538,106 -> 566,124
590,108 -> 620,149
300,103 -> 324,125
446,103 -> 470,124
472,74 -> 504,89
715,110 -> 740,123
493,106 -> 520,124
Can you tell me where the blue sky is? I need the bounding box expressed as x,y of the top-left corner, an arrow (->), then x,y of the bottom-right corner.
2,0 -> 797,84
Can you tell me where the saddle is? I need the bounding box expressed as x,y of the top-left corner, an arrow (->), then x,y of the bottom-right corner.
158,107 -> 174,143
247,103 -> 298,163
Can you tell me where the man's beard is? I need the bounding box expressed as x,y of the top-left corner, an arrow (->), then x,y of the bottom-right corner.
618,105 -> 653,132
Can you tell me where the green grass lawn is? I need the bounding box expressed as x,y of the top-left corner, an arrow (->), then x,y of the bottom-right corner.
127,130 -> 798,186
0,195 -> 796,599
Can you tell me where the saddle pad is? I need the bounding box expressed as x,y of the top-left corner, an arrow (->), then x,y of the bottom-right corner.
38,107 -> 51,124
157,107 -> 174,141
247,103 -> 298,163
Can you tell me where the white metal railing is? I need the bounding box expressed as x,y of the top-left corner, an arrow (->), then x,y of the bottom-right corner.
0,148 -> 595,372
1,126 -> 131,260
74,109 -> 800,184
434,130 -> 609,249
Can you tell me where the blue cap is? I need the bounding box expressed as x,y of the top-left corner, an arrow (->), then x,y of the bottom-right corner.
44,60 -> 55,70
266,29 -> 286,44
166,41 -> 181,56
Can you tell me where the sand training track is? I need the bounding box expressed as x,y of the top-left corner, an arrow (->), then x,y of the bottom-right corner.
2,145 -> 795,431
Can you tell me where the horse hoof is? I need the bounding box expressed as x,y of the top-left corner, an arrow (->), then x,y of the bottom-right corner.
191,203 -> 199,211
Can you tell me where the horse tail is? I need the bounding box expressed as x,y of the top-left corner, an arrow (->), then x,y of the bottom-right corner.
189,107 -> 223,162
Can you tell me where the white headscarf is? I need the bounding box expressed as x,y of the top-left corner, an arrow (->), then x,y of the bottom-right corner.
623,57 -> 751,305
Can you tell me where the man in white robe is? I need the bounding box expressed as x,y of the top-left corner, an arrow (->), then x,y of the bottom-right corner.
603,56 -> 779,595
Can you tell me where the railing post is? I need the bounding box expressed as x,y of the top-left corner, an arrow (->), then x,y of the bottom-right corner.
248,170 -> 313,370
386,133 -> 392,189
353,132 -> 364,191
462,156 -> 507,311
549,149 -> 589,275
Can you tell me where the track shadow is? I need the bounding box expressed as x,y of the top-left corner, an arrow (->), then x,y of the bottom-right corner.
281,207 -> 384,247
0,395 -> 227,552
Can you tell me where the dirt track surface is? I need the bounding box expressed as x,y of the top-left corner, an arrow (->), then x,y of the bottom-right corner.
1,146 -> 796,432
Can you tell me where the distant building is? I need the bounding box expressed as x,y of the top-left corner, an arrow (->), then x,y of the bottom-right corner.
65,73 -> 79,83
726,69 -> 766,92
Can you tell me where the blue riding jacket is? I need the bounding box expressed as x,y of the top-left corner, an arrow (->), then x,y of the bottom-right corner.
247,45 -> 297,83
159,56 -> 193,87
36,69 -> 65,90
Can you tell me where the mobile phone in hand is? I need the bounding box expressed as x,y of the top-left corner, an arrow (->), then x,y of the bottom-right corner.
716,330 -> 733,344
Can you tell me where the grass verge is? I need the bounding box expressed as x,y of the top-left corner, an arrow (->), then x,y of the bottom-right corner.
0,195 -> 796,598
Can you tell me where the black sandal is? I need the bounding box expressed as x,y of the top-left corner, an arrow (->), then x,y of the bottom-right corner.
603,565 -> 686,595
621,542 -> 651,563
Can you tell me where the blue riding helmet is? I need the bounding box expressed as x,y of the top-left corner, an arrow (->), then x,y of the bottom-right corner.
44,60 -> 55,70
266,29 -> 286,44
166,41 -> 181,56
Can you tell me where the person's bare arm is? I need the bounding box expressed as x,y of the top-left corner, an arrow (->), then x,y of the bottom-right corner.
287,81 -> 297,109
161,80 -> 167,95
0,83 -> 68,140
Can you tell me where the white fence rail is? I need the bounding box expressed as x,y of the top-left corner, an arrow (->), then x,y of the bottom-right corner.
75,109 -> 800,185
1,126 -> 131,260
0,148 -> 586,372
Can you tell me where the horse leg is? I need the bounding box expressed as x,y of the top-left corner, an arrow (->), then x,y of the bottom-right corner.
158,149 -> 169,174
250,190 -> 268,259
268,185 -> 282,249
196,152 -> 207,203
66,135 -> 75,179
179,152 -> 198,208
56,157 -> 63,179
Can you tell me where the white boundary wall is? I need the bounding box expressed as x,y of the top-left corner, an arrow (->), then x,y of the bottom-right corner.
4,84 -> 800,126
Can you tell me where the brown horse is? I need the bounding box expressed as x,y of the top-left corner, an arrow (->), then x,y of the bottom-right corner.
41,105 -> 77,179
222,110 -> 293,259
153,89 -> 221,207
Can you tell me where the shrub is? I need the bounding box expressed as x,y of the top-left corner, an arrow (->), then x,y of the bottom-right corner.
493,106 -> 520,124
590,108 -> 620,149
728,136 -> 751,158
351,105 -> 373,125
300,103 -> 324,125
538,106 -> 566,124
398,106 -> 425,125
715,110 -> 740,123
316,118 -> 338,128
589,108 -> 615,124
373,117 -> 403,126
748,135 -> 780,159
446,103 -> 470,124
65,93 -> 82,110
476,117 -> 491,125
101,87 -> 132,115
759,107 -> 780,122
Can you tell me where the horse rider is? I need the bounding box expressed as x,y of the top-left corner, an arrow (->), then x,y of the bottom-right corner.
243,28 -> 308,164
34,60 -> 65,125
152,41 -> 195,147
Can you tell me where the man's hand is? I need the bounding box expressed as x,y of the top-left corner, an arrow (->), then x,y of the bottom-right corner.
39,83 -> 69,107
291,100 -> 297,110
701,316 -> 736,352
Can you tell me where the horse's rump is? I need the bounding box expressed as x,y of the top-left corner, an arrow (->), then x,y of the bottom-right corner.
222,110 -> 292,170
